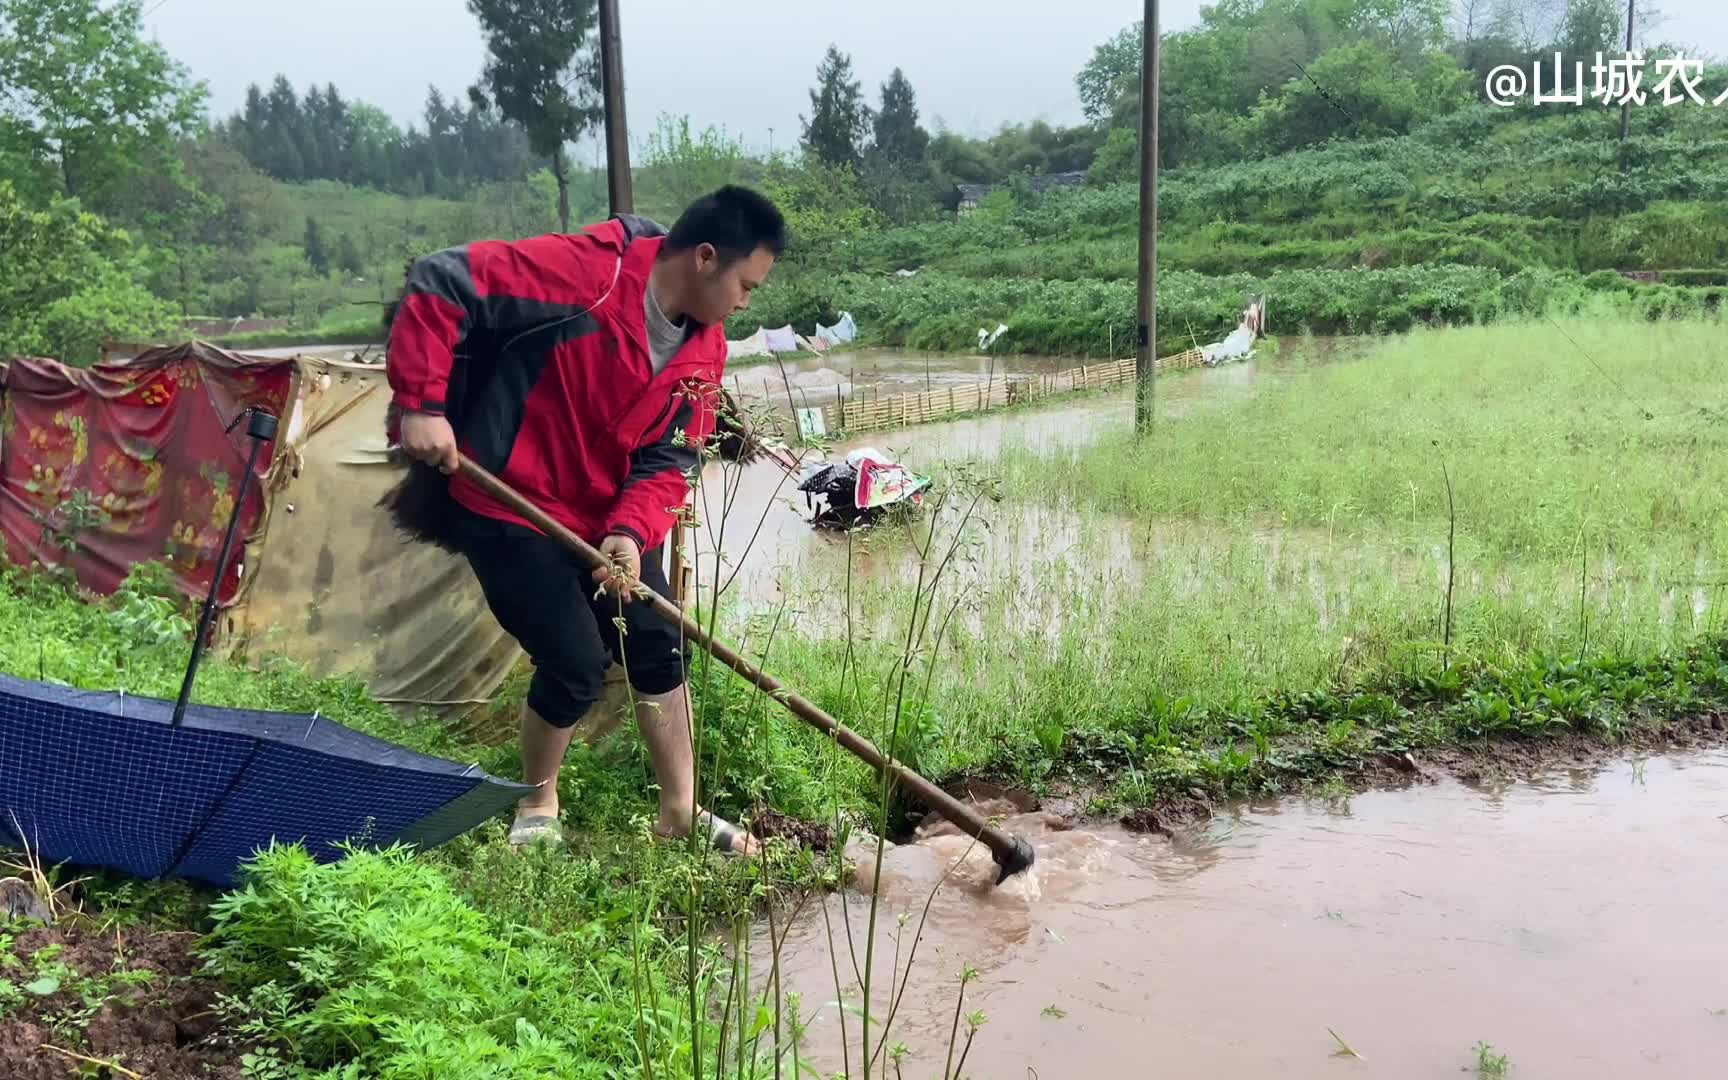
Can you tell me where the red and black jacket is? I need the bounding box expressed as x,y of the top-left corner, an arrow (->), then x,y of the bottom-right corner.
384,215 -> 726,554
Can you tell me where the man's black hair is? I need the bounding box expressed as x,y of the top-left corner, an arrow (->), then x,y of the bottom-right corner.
662,185 -> 788,264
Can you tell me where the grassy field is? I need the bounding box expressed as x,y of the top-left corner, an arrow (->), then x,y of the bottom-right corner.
2,317 -> 1725,1077
728,316 -> 1728,806
1001,317 -> 1727,682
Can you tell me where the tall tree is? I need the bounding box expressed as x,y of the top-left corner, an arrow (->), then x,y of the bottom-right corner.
467,0 -> 601,232
261,75 -> 306,180
0,181 -> 176,364
861,70 -> 934,224
1558,0 -> 1624,59
800,45 -> 870,171
303,216 -> 330,276
872,68 -> 929,168
640,114 -> 746,222
337,232 -> 365,278
1076,22 -> 1143,124
0,0 -> 206,209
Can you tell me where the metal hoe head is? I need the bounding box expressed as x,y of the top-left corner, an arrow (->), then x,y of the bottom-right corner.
993,833 -> 1036,885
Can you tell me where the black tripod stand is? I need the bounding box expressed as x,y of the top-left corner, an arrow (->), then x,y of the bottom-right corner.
170,406 -> 278,728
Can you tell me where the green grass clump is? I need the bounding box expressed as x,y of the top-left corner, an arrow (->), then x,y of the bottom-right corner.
1474,1041 -> 1511,1078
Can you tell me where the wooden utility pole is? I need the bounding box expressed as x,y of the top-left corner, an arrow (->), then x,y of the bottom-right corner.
1618,0 -> 1635,144
1134,0 -> 1160,435
598,0 -> 633,215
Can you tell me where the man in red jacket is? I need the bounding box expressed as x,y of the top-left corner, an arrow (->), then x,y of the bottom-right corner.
385,186 -> 787,855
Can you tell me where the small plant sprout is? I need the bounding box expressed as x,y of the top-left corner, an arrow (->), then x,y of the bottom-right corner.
1328,1027 -> 1363,1059
1473,1040 -> 1510,1077
1042,1003 -> 1067,1019
944,965 -> 983,1079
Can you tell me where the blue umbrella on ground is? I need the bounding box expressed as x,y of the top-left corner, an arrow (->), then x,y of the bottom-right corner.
0,407 -> 531,888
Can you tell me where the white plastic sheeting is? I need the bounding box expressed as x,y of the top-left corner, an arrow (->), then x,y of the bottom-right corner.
725,311 -> 862,358
726,328 -> 771,360
816,311 -> 858,347
1201,295 -> 1268,367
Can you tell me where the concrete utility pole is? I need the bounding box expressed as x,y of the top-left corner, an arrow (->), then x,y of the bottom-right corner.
1135,0 -> 1160,435
1619,0 -> 1635,144
598,0 -> 633,216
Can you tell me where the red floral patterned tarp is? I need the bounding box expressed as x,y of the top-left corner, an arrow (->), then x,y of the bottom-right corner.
0,343 -> 295,605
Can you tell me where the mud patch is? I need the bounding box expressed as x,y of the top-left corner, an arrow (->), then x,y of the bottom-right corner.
1118,793 -> 1215,837
749,809 -> 834,852
0,922 -> 245,1080
1351,709 -> 1728,792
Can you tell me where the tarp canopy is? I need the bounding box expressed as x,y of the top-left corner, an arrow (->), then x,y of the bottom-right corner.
0,672 -> 531,887
1201,295 -> 1268,366
236,355 -> 522,718
0,345 -> 524,724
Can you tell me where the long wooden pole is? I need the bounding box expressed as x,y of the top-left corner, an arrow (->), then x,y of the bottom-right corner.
598,0 -> 633,216
1135,0 -> 1160,435
456,455 -> 1036,882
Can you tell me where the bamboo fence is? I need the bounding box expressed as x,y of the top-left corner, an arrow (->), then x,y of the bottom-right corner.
810,347 -> 1207,434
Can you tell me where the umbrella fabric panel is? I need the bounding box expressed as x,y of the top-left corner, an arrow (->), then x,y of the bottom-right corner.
171,742 -> 485,886
0,686 -> 256,879
0,674 -> 531,888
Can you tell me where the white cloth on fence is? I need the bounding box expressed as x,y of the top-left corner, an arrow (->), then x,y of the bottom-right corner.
764,325 -> 801,353
726,328 -> 771,359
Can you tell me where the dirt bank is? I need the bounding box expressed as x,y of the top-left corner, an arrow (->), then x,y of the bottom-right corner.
0,920 -> 245,1080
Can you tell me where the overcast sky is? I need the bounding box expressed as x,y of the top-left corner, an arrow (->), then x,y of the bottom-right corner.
145,0 -> 1728,154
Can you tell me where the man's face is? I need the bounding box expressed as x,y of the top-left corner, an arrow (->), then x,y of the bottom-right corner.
687,243 -> 776,326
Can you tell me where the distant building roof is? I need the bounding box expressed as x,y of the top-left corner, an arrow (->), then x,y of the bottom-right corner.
1030,170 -> 1086,192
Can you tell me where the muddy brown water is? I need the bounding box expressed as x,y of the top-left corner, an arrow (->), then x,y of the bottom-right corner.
750,751 -> 1728,1079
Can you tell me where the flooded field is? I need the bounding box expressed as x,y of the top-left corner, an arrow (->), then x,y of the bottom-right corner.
691,354 -> 1279,609
754,751 -> 1728,1079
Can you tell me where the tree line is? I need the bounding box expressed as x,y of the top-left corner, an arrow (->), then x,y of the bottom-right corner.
2,0 -> 1721,363
216,78 -> 539,197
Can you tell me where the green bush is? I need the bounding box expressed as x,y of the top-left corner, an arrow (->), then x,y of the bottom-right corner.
203,844 -> 695,1079
1660,269 -> 1728,287
0,182 -> 177,364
